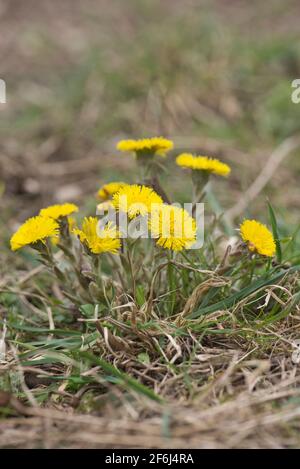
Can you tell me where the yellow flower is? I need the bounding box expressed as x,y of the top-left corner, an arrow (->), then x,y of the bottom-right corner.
150,204 -> 197,251
10,216 -> 59,251
73,217 -> 120,254
117,137 -> 174,157
176,153 -> 231,177
112,184 -> 163,219
40,203 -> 78,220
240,219 -> 276,257
97,182 -> 127,200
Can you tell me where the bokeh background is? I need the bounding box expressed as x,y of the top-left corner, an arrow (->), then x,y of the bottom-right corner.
1,0 -> 300,257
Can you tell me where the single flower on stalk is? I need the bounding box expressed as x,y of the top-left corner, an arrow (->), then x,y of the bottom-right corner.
176,154 -> 231,177
73,217 -> 120,255
112,184 -> 163,219
240,219 -> 276,257
117,137 -> 173,157
149,204 -> 197,251
176,153 -> 231,203
39,203 -> 78,220
117,137 -> 174,180
10,216 -> 59,251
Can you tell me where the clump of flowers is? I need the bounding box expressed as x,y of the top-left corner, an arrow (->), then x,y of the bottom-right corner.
10,135 -> 283,330
240,219 -> 276,257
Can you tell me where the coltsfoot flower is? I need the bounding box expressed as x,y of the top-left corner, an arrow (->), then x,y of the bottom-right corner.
40,203 -> 78,220
240,219 -> 276,257
176,153 -> 231,177
73,217 -> 120,254
10,216 -> 59,251
117,137 -> 174,157
97,182 -> 128,200
150,204 -> 197,251
112,184 -> 163,219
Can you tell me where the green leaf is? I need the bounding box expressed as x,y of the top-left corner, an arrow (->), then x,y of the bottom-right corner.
79,304 -> 96,317
167,262 -> 176,315
4,323 -> 82,335
267,201 -> 282,263
138,352 -> 150,364
136,284 -> 146,307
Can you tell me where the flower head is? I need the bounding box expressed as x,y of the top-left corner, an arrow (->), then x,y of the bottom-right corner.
176,153 -> 231,177
150,204 -> 197,251
112,184 -> 163,219
97,182 -> 127,200
10,216 -> 59,251
40,203 -> 78,220
73,217 -> 120,254
240,219 -> 276,257
117,137 -> 174,157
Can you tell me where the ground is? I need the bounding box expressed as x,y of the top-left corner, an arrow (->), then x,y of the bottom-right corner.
0,0 -> 300,449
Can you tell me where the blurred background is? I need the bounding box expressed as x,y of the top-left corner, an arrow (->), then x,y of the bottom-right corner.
1,0 -> 300,255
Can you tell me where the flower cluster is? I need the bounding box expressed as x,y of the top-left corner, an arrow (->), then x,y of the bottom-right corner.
10,137 -> 276,260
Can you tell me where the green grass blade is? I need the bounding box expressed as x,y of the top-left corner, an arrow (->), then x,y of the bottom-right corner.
267,201 -> 282,263
78,351 -> 163,402
190,265 -> 300,318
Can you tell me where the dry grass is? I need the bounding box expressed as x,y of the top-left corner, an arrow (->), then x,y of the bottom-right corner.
2,328 -> 300,449
1,262 -> 299,448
